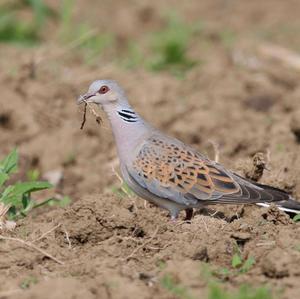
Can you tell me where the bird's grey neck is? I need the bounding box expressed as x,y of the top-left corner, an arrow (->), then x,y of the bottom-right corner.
102,103 -> 149,163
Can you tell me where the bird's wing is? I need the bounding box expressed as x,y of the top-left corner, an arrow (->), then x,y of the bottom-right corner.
126,134 -> 289,207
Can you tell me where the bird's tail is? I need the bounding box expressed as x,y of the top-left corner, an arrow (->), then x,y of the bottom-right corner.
257,199 -> 300,214
254,182 -> 300,214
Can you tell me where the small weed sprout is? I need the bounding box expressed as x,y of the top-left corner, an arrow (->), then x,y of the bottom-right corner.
230,243 -> 255,274
231,253 -> 255,274
111,181 -> 135,198
161,274 -> 194,299
0,0 -> 53,45
26,169 -> 40,181
293,214 -> 300,222
0,149 -> 70,222
208,283 -> 273,299
109,166 -> 136,198
147,14 -> 198,74
201,265 -> 273,299
211,251 -> 255,280
20,276 -> 38,289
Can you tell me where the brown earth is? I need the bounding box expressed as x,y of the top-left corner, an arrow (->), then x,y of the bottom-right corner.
0,0 -> 300,298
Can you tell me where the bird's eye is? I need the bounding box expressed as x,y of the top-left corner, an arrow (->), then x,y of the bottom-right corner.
99,85 -> 109,94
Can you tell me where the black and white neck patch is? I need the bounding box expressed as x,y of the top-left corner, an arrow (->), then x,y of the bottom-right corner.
117,109 -> 138,123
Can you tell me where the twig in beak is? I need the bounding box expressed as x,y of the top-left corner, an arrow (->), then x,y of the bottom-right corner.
80,100 -> 102,130
80,102 -> 87,130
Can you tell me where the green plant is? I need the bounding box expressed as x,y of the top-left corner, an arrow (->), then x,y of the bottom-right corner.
208,283 -> 273,299
161,274 -> 194,299
59,0 -> 114,64
46,195 -> 71,208
231,253 -> 243,268
201,265 -> 274,299
111,181 -> 135,198
20,276 -> 38,289
0,0 -> 52,45
293,214 -> 300,222
0,149 -> 69,219
211,253 -> 255,281
231,252 -> 255,274
147,14 -> 198,74
230,241 -> 255,274
26,169 -> 40,181
59,0 -> 74,39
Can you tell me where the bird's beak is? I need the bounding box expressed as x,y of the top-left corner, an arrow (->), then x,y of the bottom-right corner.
77,92 -> 96,105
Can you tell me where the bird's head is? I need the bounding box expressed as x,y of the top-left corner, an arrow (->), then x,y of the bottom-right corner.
77,80 -> 125,106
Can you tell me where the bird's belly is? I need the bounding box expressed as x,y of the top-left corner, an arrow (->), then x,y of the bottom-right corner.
120,164 -> 185,214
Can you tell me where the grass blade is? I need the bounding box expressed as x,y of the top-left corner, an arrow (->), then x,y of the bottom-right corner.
0,148 -> 18,175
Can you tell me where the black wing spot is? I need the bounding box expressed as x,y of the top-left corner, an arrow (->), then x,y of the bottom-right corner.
169,177 -> 175,183
197,173 -> 207,181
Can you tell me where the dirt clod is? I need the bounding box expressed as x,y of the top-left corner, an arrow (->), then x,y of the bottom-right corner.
244,152 -> 267,182
261,205 -> 292,225
261,248 -> 291,278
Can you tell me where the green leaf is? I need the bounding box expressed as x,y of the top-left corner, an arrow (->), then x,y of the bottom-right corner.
19,194 -> 35,217
26,0 -> 48,28
209,283 -> 229,299
1,181 -> 52,206
293,214 -> 300,222
232,253 -> 243,268
0,185 -> 14,203
48,196 -> 71,207
22,193 -> 32,210
34,196 -> 71,209
161,274 -> 194,299
0,148 -> 68,219
0,172 -> 9,187
0,148 -> 18,175
26,169 -> 40,181
20,275 -> 38,289
208,283 -> 273,299
240,256 -> 255,273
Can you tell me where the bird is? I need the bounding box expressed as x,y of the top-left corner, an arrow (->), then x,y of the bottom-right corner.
77,80 -> 300,220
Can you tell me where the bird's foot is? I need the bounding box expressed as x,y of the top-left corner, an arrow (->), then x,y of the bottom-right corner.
169,208 -> 193,224
170,215 -> 178,222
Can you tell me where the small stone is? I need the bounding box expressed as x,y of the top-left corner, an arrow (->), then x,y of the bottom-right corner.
43,169 -> 63,187
4,220 -> 16,231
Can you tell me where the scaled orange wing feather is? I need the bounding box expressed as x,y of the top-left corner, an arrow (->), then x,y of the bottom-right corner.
132,136 -> 240,201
